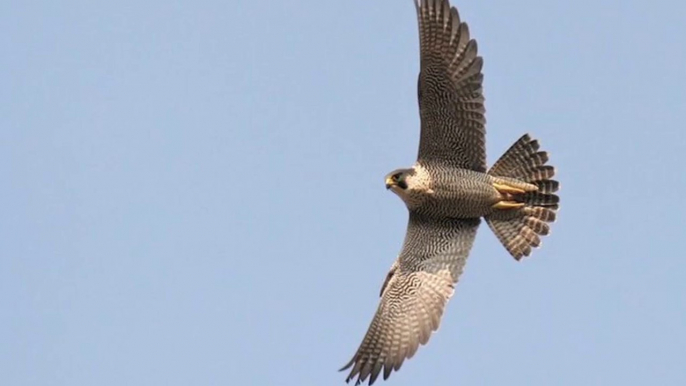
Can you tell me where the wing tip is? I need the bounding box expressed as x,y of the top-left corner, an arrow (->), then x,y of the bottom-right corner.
341,359 -> 399,386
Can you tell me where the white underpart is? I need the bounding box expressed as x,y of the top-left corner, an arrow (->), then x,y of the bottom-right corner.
408,163 -> 433,193
391,163 -> 434,209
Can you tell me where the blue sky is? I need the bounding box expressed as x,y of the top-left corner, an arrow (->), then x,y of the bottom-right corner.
2,0 -> 685,385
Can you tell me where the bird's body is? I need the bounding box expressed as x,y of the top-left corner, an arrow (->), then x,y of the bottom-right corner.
341,0 -> 560,384
390,163 -> 502,218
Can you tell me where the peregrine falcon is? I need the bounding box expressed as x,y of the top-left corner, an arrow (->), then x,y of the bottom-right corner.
340,0 -> 560,384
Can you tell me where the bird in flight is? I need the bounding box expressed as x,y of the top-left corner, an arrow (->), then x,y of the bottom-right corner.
340,0 -> 560,384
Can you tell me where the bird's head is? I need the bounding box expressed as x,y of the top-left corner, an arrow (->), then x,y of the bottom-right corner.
384,168 -> 414,193
384,166 -> 432,209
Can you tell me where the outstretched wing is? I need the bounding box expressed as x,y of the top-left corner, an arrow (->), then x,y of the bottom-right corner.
341,213 -> 480,385
415,0 -> 486,171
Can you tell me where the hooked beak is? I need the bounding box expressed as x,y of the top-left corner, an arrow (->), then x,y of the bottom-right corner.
385,176 -> 395,189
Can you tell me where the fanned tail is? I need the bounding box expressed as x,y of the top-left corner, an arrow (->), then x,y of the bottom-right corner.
486,134 -> 559,260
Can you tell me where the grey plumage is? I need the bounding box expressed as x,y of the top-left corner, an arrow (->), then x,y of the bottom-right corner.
340,214 -> 478,385
341,0 -> 559,384
415,0 -> 485,171
486,134 -> 560,260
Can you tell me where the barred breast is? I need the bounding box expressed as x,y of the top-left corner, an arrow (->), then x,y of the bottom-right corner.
407,164 -> 501,219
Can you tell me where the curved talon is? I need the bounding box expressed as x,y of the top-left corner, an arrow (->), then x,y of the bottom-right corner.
493,201 -> 525,210
493,182 -> 526,195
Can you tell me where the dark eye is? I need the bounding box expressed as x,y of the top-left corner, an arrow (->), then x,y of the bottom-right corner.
392,174 -> 401,182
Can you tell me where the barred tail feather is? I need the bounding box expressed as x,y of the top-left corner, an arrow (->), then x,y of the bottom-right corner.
486,134 -> 559,260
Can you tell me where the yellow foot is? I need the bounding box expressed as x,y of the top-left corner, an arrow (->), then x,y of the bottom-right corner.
493,201 -> 525,210
493,182 -> 526,195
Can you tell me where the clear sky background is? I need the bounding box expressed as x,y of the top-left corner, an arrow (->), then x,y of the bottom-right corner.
2,0 -> 685,385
